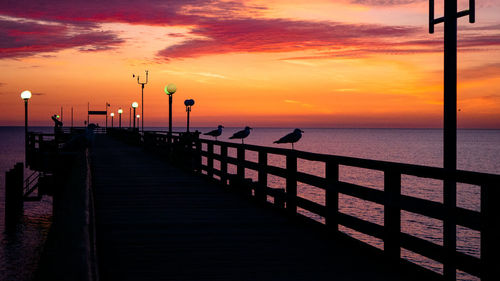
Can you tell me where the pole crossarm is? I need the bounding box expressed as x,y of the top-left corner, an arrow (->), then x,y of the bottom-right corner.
429,0 -> 475,33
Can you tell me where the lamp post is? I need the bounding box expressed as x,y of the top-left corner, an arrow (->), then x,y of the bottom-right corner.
110,112 -> 115,128
118,108 -> 123,128
132,102 -> 138,130
136,114 -> 140,127
184,99 -> 195,132
164,84 -> 177,137
21,90 -> 32,165
133,71 -> 148,134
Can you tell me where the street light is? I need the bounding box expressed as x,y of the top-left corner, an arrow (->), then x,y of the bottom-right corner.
136,114 -> 140,126
110,112 -> 115,128
21,90 -> 32,165
164,84 -> 177,137
118,108 -> 123,128
184,99 -> 195,132
133,70 -> 148,134
132,102 -> 138,130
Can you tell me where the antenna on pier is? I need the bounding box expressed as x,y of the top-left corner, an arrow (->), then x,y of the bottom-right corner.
429,1 -> 474,279
133,70 -> 148,134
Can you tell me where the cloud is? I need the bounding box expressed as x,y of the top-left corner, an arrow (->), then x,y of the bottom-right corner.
1,0 -> 499,60
349,0 -> 424,5
158,18 -> 418,59
0,18 -> 123,58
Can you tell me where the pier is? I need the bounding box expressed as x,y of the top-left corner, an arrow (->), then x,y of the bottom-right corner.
6,128 -> 500,281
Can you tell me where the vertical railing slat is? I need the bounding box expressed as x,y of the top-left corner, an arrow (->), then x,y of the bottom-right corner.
220,144 -> 228,186
481,182 -> 500,281
237,146 -> 245,181
325,160 -> 339,232
257,151 -> 268,203
207,142 -> 214,178
286,152 -> 297,215
384,170 -> 401,263
443,174 -> 457,281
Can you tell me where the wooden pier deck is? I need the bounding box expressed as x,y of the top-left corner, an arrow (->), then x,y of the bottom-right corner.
91,135 -> 424,281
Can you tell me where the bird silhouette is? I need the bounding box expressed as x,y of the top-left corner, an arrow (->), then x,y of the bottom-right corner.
229,126 -> 252,144
204,125 -> 224,140
274,128 -> 304,149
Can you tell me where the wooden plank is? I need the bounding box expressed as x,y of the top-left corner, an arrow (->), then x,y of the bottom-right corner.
337,181 -> 385,205
337,212 -> 384,239
400,233 -> 444,263
296,197 -> 325,217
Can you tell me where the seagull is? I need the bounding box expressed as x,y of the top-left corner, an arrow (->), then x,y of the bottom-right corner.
229,126 -> 252,144
274,128 -> 304,149
204,125 -> 224,140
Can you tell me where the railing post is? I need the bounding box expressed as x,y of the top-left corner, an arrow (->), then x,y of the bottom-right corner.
384,170 -> 401,264
325,160 -> 339,232
237,146 -> 245,181
257,151 -> 267,203
194,139 -> 202,173
286,151 -> 297,215
443,173 -> 457,280
220,145 -> 228,186
5,162 -> 24,225
207,142 -> 214,178
481,182 -> 500,281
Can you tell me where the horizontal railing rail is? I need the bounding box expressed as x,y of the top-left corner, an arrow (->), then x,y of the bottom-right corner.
116,131 -> 500,281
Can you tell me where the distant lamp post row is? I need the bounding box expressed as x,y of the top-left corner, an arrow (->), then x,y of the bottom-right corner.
21,90 -> 32,165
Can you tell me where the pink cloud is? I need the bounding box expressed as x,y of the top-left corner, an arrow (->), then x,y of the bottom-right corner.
158,18 -> 419,59
0,19 -> 123,58
1,0 -> 499,60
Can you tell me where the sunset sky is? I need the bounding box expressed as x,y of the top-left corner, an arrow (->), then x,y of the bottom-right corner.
0,0 -> 499,128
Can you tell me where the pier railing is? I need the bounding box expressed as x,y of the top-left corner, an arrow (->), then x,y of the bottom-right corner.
111,130 -> 499,281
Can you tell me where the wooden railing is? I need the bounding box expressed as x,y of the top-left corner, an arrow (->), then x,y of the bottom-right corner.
118,131 -> 500,281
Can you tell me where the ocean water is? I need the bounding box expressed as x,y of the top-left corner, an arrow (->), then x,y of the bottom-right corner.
1,127 -> 499,280
0,127 -> 53,281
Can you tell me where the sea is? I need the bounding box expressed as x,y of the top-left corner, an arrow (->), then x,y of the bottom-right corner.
1,126 -> 499,281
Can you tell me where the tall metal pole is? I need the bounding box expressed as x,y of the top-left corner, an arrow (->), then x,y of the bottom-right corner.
60,106 -> 63,122
71,107 -> 74,128
186,107 -> 190,132
141,84 -> 144,133
24,100 -> 28,165
443,1 -> 457,278
133,108 -> 136,130
135,70 -> 148,134
169,95 -> 173,136
429,1 -> 474,279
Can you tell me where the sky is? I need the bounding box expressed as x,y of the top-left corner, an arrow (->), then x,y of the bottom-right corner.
0,0 -> 499,128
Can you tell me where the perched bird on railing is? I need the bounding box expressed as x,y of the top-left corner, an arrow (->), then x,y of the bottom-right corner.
274,128 -> 304,150
204,125 -> 224,140
229,126 -> 252,144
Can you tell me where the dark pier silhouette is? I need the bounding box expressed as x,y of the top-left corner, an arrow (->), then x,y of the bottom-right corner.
5,128 -> 499,281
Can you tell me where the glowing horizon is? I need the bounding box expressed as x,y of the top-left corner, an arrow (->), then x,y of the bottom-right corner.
1,0 -> 499,128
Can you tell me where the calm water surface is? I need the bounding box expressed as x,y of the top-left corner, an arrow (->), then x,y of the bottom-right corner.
1,127 -> 499,280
